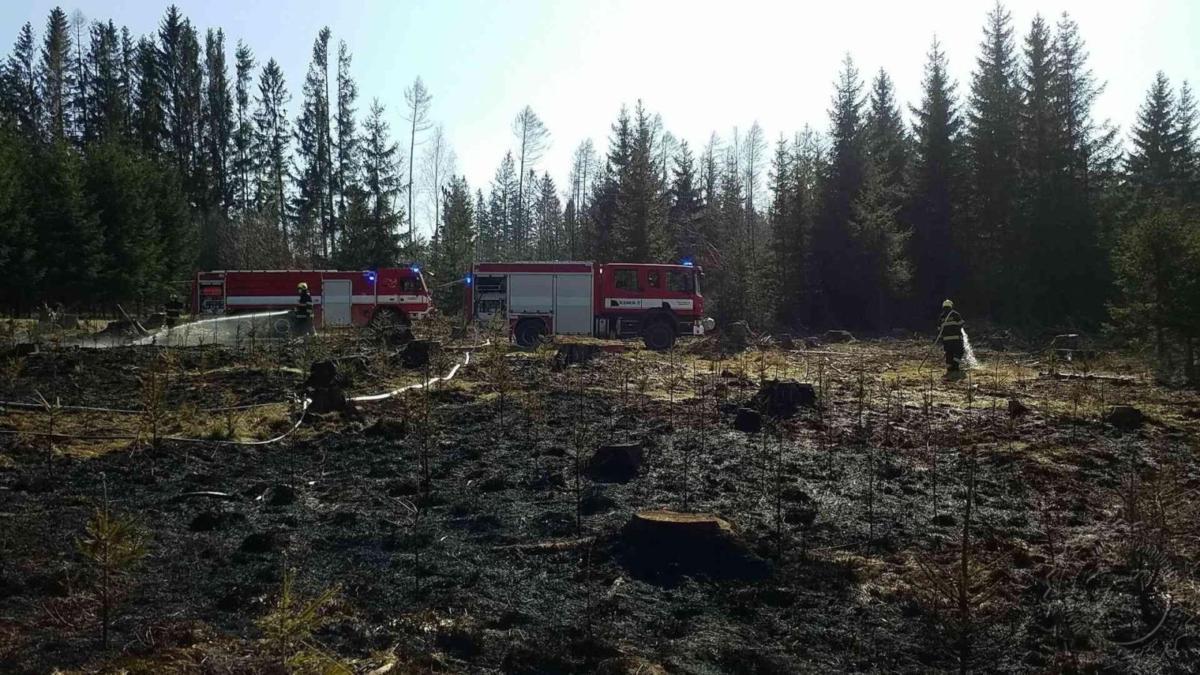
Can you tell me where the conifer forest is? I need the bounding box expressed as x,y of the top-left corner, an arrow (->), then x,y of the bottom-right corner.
1,3 -> 1200,674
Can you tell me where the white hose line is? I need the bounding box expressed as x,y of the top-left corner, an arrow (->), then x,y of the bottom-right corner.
0,342 -> 482,446
164,397 -> 311,446
350,351 -> 472,402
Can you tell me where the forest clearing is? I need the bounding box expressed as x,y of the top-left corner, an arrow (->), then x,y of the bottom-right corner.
2,319 -> 1198,673
2,0 -> 1200,672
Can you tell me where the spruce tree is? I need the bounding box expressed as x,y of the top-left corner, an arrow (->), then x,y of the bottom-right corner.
668,140 -> 703,260
814,54 -> 868,327
1127,73 -> 1180,198
430,176 -> 475,312
485,152 -> 517,259
612,100 -> 668,262
770,127 -> 822,329
334,41 -> 359,222
252,58 -> 290,241
293,29 -> 334,264
40,7 -> 74,142
909,38 -> 964,313
132,37 -> 163,154
967,1 -> 1023,319
582,106 -> 632,262
0,127 -> 39,310
5,23 -> 41,136
531,173 -> 562,259
1174,81 -> 1198,202
84,21 -> 127,143
865,69 -> 909,203
354,99 -> 401,265
158,7 -> 205,208
231,42 -> 255,213
204,28 -> 233,212
31,140 -> 102,304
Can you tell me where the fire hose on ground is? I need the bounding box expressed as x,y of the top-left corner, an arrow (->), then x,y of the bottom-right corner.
0,344 -> 480,447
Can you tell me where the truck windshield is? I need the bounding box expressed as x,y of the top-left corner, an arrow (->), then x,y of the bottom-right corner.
667,270 -> 694,293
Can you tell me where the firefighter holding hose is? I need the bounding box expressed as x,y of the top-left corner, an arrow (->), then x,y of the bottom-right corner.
294,282 -> 314,335
938,299 -> 965,376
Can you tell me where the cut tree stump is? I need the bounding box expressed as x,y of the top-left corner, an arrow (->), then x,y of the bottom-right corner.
617,510 -> 768,581
734,407 -> 762,433
553,344 -> 602,370
751,379 -> 817,418
400,340 -> 439,368
625,510 -> 735,541
1103,405 -> 1145,431
587,442 -> 644,482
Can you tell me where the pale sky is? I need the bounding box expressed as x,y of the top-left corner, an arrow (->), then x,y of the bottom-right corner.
3,0 -> 1198,237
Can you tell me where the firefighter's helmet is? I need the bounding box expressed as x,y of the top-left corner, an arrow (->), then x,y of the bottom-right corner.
297,282 -> 308,291
942,299 -> 954,310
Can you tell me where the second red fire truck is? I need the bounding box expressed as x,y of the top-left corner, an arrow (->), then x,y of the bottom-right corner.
465,260 -> 714,350
191,266 -> 432,328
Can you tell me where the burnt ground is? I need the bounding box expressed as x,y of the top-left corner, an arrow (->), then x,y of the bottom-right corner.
2,325 -> 1200,674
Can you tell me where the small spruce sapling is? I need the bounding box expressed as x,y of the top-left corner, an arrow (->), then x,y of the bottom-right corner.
76,475 -> 147,650
258,567 -> 345,672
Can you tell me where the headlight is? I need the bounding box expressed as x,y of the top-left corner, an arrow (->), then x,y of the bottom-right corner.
703,318 -> 716,332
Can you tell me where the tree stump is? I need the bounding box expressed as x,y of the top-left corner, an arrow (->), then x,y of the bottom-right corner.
587,442 -> 644,482
554,344 -> 602,370
734,407 -> 763,433
401,340 -> 439,368
751,379 -> 817,418
1103,405 -> 1145,431
617,510 -> 768,581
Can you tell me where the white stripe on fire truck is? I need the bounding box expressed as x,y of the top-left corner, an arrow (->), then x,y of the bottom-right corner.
225,295 -> 429,306
603,298 -> 694,310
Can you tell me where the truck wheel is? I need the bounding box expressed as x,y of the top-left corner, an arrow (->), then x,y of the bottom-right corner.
643,320 -> 676,351
514,319 -> 545,349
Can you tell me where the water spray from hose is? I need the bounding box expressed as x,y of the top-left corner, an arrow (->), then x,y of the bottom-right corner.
962,330 -> 979,369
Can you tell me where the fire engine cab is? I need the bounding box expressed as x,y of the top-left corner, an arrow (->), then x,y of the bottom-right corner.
465,261 -> 714,350
191,267 -> 432,328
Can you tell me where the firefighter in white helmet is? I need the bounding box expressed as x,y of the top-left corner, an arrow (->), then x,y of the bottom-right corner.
294,282 -> 314,334
938,299 -> 965,375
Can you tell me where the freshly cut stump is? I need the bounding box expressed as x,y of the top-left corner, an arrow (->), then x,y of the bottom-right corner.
617,510 -> 768,581
626,510 -> 735,540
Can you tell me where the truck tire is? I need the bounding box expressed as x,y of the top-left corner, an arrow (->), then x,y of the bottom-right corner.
370,307 -> 410,329
643,319 -> 676,351
514,319 -> 546,349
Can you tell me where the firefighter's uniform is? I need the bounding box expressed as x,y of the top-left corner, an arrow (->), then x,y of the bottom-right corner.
294,283 -> 314,335
938,300 -> 964,373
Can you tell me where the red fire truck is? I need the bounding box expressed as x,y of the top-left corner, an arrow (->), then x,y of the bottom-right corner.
191,267 -> 432,328
465,261 -> 714,350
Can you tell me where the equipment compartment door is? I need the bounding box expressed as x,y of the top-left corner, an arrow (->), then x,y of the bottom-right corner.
508,274 -> 554,315
323,279 -> 352,326
554,273 -> 593,334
